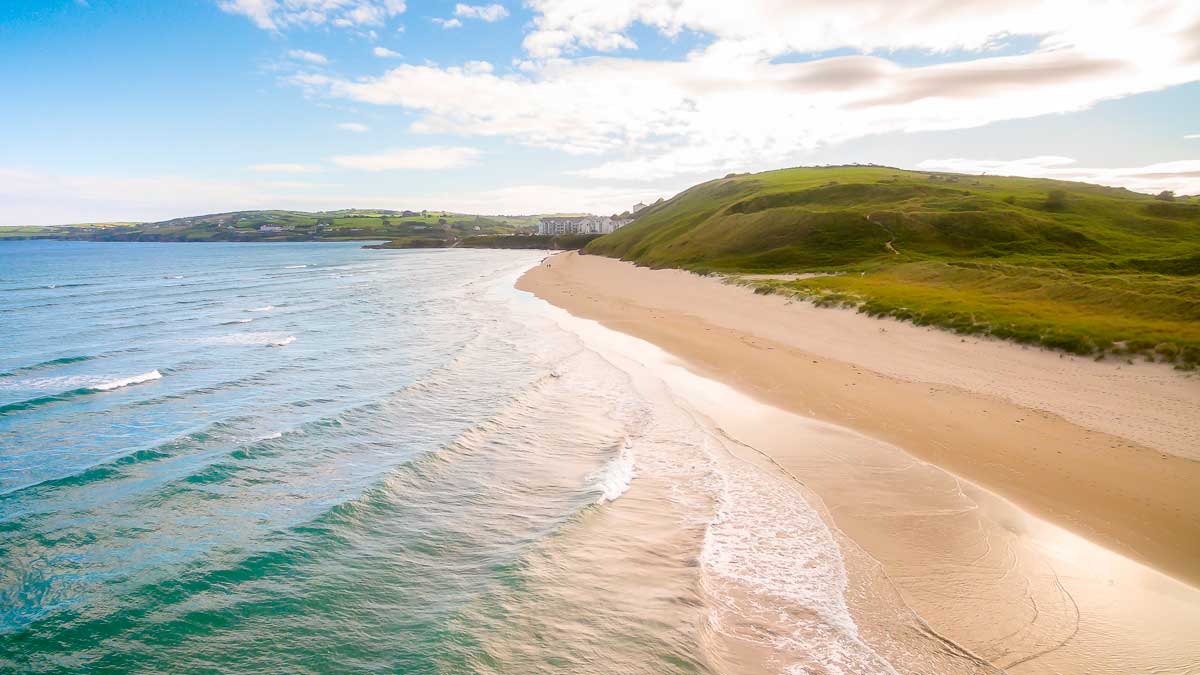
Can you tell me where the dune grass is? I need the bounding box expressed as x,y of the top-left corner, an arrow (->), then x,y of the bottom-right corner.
588,166 -> 1200,367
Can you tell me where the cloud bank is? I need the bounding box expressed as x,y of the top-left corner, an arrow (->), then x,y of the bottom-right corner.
917,157 -> 1200,195
330,146 -> 481,170
219,0 -> 406,30
292,0 -> 1200,182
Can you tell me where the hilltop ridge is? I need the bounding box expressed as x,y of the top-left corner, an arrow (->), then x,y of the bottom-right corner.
587,165 -> 1200,366
0,209 -> 543,244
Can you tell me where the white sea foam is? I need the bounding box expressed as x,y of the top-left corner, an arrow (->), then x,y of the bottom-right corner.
221,318 -> 254,325
1,374 -> 110,392
593,440 -> 635,503
3,371 -> 162,394
88,370 -> 162,392
284,265 -> 308,269
203,332 -> 295,347
247,305 -> 274,312
542,305 -> 897,673
698,439 -> 898,674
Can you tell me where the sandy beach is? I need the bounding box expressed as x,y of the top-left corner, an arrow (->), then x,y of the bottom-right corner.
518,251 -> 1200,673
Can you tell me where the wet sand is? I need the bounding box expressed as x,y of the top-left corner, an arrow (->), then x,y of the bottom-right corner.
517,251 -> 1200,673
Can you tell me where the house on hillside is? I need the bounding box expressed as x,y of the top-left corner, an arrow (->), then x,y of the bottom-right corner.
538,215 -> 633,235
259,224 -> 284,233
538,217 -> 588,235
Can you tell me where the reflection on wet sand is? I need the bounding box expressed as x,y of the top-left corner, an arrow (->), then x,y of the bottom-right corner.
554,305 -> 1200,674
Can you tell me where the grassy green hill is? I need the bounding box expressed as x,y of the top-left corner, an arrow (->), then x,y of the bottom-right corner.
0,209 -> 541,243
587,166 -> 1200,367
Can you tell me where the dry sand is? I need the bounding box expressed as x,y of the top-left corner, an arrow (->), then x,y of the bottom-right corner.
517,252 -> 1200,594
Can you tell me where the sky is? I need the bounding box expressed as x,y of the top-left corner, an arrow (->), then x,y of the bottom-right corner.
1,0 -> 1199,226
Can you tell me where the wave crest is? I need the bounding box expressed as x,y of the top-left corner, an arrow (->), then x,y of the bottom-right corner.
89,370 -> 162,392
593,440 -> 635,503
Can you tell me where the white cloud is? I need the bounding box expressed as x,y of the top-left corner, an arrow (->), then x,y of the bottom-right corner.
338,122 -> 371,132
330,146 -> 481,170
455,3 -> 508,22
0,168 -> 316,226
916,157 -> 1200,195
218,0 -> 276,30
0,167 -> 660,226
519,0 -> 1193,60
432,17 -> 462,29
247,163 -> 322,173
1186,134 -> 1200,139
218,0 -> 406,31
262,180 -> 334,189
373,46 -> 402,58
291,2 -> 1200,182
287,49 -> 328,65
417,183 -> 669,215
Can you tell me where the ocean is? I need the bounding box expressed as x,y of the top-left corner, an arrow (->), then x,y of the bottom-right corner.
0,241 -> 907,674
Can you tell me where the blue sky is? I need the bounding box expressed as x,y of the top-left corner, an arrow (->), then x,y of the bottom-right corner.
2,0 -> 1198,225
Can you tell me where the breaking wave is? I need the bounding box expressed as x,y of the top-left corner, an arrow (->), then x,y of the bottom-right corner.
89,370 -> 163,391
592,440 -> 635,503
0,370 -> 163,415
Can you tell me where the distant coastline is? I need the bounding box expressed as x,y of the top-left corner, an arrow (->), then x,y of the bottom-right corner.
1,210 -> 617,253
0,208 -> 546,245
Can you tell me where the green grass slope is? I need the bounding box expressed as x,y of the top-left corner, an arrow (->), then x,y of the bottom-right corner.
586,166 -> 1200,366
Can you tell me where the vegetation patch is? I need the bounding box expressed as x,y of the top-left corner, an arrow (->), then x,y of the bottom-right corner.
1,210 -> 543,243
588,166 -> 1200,367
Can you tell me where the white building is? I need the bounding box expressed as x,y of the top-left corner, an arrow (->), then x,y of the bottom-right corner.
538,215 -> 633,235
538,217 -> 584,235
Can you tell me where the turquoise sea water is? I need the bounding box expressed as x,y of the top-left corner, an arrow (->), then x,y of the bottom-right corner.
1,241 -> 708,673
2,241 -> 949,675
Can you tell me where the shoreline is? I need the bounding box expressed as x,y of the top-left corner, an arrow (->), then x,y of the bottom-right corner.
526,263 -> 1200,673
516,252 -> 1200,589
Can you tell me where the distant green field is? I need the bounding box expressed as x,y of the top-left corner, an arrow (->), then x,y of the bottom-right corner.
588,166 -> 1200,367
0,223 -> 138,239
0,209 -> 542,243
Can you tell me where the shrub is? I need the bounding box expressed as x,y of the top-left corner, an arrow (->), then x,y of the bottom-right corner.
1044,190 -> 1069,211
